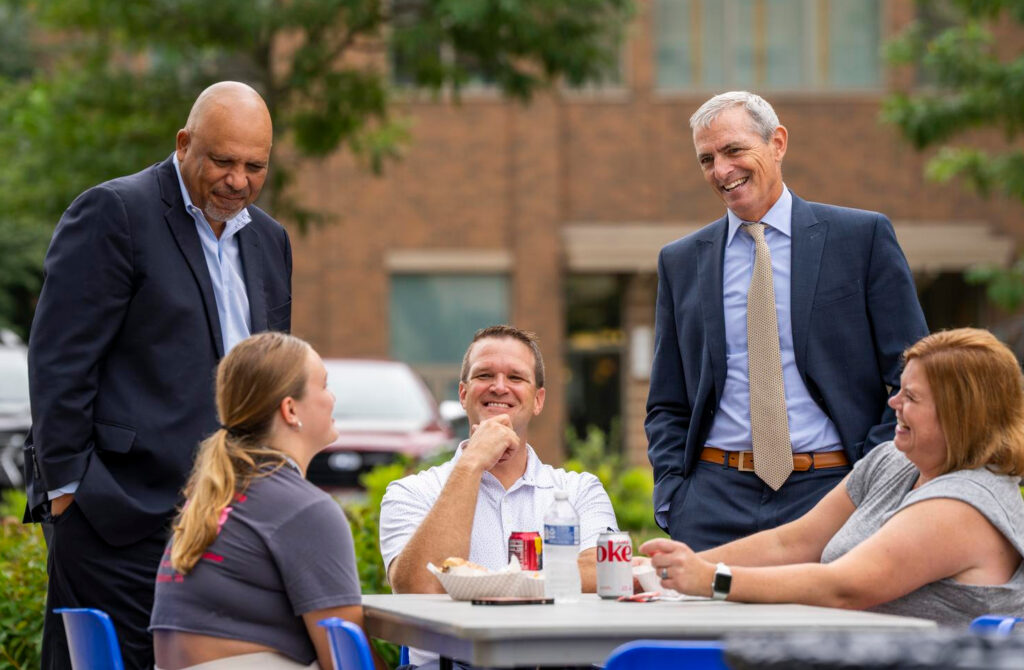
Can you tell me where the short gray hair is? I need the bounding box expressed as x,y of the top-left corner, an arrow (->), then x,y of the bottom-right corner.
689,91 -> 780,142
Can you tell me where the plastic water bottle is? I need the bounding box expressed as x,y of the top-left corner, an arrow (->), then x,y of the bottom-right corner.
543,489 -> 582,603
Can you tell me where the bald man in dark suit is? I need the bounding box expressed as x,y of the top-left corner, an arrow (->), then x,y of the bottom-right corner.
25,82 -> 292,669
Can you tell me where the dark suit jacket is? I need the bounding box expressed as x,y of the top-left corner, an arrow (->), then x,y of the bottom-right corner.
24,156 -> 292,546
646,192 -> 928,527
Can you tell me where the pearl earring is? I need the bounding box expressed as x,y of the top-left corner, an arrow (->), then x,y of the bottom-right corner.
294,420 -> 303,430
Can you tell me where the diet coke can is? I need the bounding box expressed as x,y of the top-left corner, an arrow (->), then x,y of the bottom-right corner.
508,531 -> 543,570
596,530 -> 633,599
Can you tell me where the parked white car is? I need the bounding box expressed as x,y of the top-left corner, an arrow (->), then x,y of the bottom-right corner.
0,332 -> 29,490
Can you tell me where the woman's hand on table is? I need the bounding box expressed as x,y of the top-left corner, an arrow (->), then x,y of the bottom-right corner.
640,538 -> 715,597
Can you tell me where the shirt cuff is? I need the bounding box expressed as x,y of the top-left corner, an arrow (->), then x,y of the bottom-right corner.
654,502 -> 670,529
48,481 -> 80,500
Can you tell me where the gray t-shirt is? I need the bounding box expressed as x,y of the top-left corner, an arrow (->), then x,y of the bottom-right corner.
150,465 -> 361,664
821,441 -> 1024,626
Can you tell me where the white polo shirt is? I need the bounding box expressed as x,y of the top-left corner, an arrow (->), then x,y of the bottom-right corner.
379,442 -> 618,667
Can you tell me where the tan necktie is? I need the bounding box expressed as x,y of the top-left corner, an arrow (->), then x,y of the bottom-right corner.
744,222 -> 793,490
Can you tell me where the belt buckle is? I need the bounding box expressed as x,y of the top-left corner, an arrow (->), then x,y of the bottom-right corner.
736,451 -> 755,472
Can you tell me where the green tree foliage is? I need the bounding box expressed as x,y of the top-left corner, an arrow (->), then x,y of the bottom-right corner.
883,0 -> 1024,309
0,0 -> 632,336
0,490 -> 46,670
344,450 -> 455,668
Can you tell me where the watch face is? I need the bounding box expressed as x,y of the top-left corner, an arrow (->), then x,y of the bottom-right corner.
713,568 -> 732,597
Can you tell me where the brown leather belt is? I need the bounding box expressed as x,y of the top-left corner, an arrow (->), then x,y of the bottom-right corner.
699,446 -> 849,472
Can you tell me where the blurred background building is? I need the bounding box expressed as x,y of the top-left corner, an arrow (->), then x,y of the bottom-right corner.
249,1 -> 1024,466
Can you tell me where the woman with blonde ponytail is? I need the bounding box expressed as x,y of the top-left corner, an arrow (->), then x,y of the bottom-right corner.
151,332 -> 377,670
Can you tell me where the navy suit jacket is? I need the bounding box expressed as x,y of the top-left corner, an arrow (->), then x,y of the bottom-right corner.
646,192 -> 927,527
24,156 -> 292,546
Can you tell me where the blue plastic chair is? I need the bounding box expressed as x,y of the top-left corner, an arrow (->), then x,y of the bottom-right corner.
605,639 -> 728,669
54,608 -> 125,670
969,615 -> 1024,636
318,617 -> 375,670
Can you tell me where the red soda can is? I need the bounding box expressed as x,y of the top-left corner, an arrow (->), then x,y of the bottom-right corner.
596,530 -> 633,599
508,531 -> 543,570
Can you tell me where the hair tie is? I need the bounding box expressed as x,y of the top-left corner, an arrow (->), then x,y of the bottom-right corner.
220,424 -> 243,438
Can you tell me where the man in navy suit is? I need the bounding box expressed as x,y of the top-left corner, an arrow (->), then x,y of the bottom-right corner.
646,91 -> 927,551
24,81 -> 292,670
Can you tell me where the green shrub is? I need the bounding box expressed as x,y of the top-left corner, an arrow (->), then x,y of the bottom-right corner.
564,425 -> 666,546
0,489 -> 45,670
342,451 -> 452,669
346,463 -> 406,597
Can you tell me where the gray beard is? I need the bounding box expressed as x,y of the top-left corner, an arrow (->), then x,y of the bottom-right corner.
204,204 -> 244,223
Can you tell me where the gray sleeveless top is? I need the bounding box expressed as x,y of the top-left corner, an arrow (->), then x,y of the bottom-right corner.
821,441 -> 1024,626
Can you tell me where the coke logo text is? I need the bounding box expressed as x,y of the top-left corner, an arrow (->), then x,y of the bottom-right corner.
596,541 -> 633,562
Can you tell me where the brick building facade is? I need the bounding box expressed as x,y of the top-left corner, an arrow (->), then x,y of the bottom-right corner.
288,0 -> 1023,467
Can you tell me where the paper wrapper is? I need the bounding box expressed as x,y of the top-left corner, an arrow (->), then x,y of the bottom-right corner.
633,563 -> 680,597
516,571 -> 545,597
428,557 -> 531,601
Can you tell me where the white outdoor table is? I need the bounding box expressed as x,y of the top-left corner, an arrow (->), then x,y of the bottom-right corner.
363,593 -> 938,668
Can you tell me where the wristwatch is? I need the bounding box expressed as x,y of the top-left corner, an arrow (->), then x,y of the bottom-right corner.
711,562 -> 732,600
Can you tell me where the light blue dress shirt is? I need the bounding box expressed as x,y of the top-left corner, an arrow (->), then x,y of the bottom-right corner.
172,153 -> 252,354
705,186 -> 843,454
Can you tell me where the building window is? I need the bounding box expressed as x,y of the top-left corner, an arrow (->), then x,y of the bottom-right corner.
390,274 -> 509,400
565,275 -> 626,449
655,0 -> 881,91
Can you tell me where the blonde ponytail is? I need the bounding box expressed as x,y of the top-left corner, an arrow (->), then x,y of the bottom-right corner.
169,332 -> 309,574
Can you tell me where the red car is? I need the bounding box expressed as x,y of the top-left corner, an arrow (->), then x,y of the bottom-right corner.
306,359 -> 456,489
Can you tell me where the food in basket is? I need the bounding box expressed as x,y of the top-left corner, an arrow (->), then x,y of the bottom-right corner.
441,557 -> 489,574
427,555 -> 532,600
516,570 -> 546,597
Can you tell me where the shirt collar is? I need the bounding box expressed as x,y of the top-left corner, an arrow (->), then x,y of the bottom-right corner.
726,185 -> 792,246
282,454 -> 303,475
451,440 -> 551,490
172,153 -> 252,240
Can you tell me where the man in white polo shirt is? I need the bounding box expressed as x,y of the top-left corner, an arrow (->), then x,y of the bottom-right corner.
380,325 -> 617,668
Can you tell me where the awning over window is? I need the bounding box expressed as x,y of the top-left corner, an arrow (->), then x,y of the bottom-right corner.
562,222 -> 1015,273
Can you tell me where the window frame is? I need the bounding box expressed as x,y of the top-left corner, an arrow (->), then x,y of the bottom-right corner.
652,0 -> 884,94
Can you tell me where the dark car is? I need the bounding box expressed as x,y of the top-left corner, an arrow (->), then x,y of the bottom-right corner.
306,359 -> 456,489
0,335 -> 30,490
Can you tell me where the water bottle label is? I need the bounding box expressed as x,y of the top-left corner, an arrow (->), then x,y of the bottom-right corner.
544,523 -> 579,546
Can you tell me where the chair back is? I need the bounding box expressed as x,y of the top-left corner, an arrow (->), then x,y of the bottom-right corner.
970,615 -> 1023,636
605,639 -> 728,669
54,608 -> 125,670
318,617 -> 375,670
